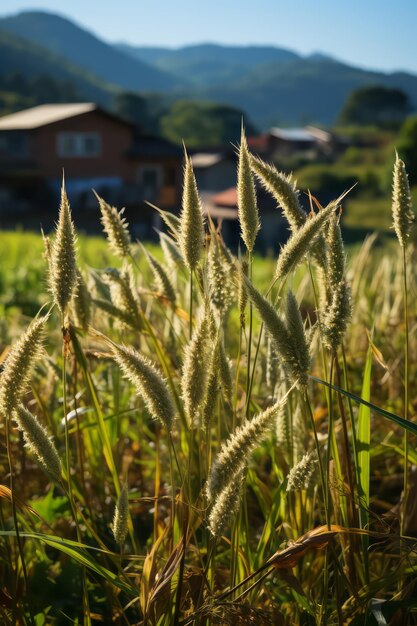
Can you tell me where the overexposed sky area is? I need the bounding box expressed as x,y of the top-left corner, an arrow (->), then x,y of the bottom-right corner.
1,0 -> 416,74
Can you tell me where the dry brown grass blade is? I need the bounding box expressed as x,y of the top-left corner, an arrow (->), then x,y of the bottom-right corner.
217,525 -> 370,603
265,524 -> 367,570
147,538 -> 186,606
0,484 -> 40,518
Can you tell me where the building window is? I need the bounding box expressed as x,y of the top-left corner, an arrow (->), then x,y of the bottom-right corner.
0,132 -> 29,157
57,132 -> 101,158
137,165 -> 162,201
165,166 -> 177,186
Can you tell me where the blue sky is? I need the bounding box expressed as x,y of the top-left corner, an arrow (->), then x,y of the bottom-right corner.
1,0 -> 416,74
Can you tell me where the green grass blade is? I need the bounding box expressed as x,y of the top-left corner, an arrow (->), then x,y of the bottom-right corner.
357,344 -> 372,513
309,375 -> 417,437
0,531 -> 135,595
70,327 -> 121,495
357,343 -> 372,581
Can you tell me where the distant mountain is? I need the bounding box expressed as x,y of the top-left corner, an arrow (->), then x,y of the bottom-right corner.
117,42 -> 417,125
0,28 -> 114,106
117,43 -> 300,87
1,10 -> 417,127
201,57 -> 417,126
0,11 -> 181,92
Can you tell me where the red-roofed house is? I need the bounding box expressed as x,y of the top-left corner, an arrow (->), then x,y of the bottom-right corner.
0,103 -> 182,234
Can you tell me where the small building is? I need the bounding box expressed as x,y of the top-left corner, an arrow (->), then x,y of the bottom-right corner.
190,152 -> 237,192
248,126 -> 341,163
201,185 -> 289,253
0,103 -> 182,235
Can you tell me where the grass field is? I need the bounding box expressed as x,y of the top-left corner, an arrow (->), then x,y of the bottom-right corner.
0,145 -> 417,625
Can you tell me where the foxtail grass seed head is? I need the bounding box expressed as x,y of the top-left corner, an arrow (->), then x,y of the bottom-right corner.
286,451 -> 317,491
181,313 -> 212,424
71,269 -> 91,331
0,316 -> 47,418
179,153 -> 204,270
218,339 -> 233,405
321,279 -> 352,352
293,405 -> 309,463
244,277 -> 307,388
250,154 -> 306,231
284,291 -> 310,388
208,238 -> 232,313
49,182 -> 78,314
237,129 -> 260,252
274,202 -> 336,282
14,405 -> 62,482
144,248 -> 176,303
275,401 -> 291,456
203,344 -> 220,430
266,334 -> 279,393
112,484 -> 129,546
41,228 -> 52,265
156,207 -> 181,240
208,468 -> 245,537
238,258 -> 249,327
103,265 -> 142,330
207,399 -> 286,501
160,232 -> 185,271
95,192 -> 131,258
109,341 -> 175,431
392,153 -> 414,247
326,215 -> 345,289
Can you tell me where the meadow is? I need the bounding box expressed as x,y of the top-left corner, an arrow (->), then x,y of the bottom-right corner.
0,137 -> 416,626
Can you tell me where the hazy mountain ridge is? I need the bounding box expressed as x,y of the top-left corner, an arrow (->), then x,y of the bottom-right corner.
1,10 -> 417,126
0,11 -> 182,92
0,28 -> 115,106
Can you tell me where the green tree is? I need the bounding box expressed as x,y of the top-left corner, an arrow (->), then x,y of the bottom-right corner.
113,92 -> 149,129
339,86 -> 411,128
160,100 -> 256,147
397,115 -> 417,185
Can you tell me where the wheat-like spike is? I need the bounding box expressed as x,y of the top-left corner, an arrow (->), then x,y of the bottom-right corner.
284,291 -> 310,388
181,313 -> 212,424
93,298 -> 137,329
143,247 -> 176,303
71,269 -> 91,331
238,257 -> 249,327
392,153 -> 414,247
207,399 -> 286,501
250,154 -> 306,230
237,129 -> 260,252
203,342 -> 220,430
275,400 -> 291,455
292,405 -> 309,463
244,277 -> 306,387
154,206 -> 181,240
326,215 -> 345,289
108,341 -> 175,431
14,405 -> 62,482
286,450 -> 317,491
266,333 -> 279,393
0,316 -> 47,418
49,182 -> 78,314
159,232 -> 185,271
274,202 -> 336,281
208,237 -> 232,314
218,338 -> 233,405
112,484 -> 129,546
321,279 -> 352,351
41,228 -> 52,264
208,468 -> 245,537
179,152 -> 204,270
103,265 -> 142,330
95,191 -> 131,258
